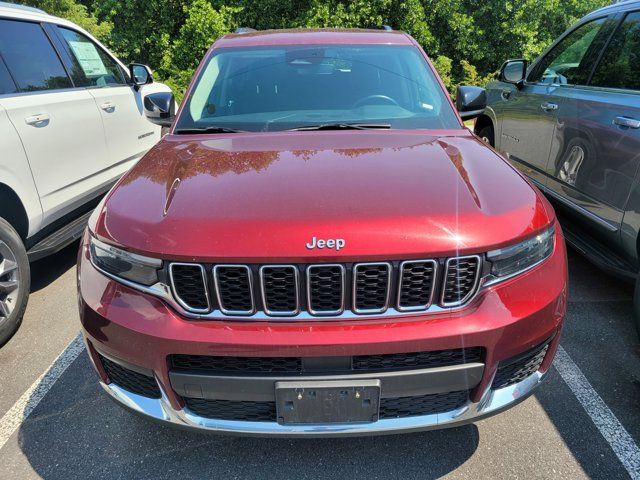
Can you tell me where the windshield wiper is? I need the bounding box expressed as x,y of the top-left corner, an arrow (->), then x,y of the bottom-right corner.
174,126 -> 247,134
287,122 -> 391,131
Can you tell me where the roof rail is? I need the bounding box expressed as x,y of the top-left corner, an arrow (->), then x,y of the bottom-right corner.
235,27 -> 257,34
0,1 -> 46,14
382,25 -> 393,31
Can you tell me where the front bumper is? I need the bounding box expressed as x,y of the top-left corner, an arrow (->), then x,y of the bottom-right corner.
99,369 -> 546,437
78,229 -> 567,436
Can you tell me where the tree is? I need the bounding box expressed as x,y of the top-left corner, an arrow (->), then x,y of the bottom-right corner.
432,55 -> 454,94
18,0 -> 111,41
162,0 -> 239,97
25,0 -> 611,97
87,0 -> 188,68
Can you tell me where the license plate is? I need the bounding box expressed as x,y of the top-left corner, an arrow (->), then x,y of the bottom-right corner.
275,380 -> 380,425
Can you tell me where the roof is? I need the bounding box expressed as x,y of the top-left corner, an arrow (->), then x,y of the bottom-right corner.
0,1 -> 70,25
0,1 -> 45,14
214,28 -> 414,48
589,0 -> 640,17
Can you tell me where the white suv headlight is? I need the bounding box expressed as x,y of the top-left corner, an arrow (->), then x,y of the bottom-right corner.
487,225 -> 555,281
89,236 -> 162,286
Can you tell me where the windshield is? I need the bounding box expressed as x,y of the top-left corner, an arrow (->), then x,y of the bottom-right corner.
174,44 -> 461,132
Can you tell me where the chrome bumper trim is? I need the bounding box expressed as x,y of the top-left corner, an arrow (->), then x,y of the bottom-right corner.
100,369 -> 546,437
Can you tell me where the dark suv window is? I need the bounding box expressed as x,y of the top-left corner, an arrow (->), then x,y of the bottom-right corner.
57,27 -> 126,87
0,19 -> 72,92
590,11 -> 640,91
528,17 -> 607,86
0,57 -> 17,95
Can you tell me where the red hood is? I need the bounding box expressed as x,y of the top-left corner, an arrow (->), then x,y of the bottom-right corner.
94,130 -> 553,262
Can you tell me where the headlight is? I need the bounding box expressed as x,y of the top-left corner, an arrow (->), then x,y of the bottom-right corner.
89,236 -> 162,286
487,225 -> 555,280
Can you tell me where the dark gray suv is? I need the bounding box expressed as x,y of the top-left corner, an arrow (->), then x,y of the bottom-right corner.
471,0 -> 640,336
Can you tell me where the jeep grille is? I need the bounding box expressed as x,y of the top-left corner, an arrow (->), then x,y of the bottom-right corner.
167,256 -> 482,318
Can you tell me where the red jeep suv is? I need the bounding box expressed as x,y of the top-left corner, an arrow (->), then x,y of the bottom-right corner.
77,28 -> 567,436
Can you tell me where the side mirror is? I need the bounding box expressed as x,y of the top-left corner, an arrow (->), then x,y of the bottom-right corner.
143,92 -> 175,127
129,63 -> 154,90
456,86 -> 486,120
499,59 -> 527,87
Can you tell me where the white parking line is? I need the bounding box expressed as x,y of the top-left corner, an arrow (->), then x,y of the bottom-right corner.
554,346 -> 640,480
0,333 -> 84,452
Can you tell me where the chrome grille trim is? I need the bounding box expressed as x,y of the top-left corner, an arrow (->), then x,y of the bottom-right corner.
440,255 -> 482,308
259,265 -> 300,316
213,264 -> 256,315
352,262 -> 392,314
168,263 -> 211,313
397,259 -> 438,312
306,264 -> 346,316
103,257 -> 486,321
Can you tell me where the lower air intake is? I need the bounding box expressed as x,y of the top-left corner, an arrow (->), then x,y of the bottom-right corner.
492,340 -> 550,389
182,390 -> 470,422
184,398 -> 276,421
379,390 -> 470,418
99,354 -> 161,399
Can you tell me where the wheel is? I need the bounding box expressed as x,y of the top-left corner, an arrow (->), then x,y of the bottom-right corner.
478,125 -> 494,147
634,279 -> 640,339
0,217 -> 30,347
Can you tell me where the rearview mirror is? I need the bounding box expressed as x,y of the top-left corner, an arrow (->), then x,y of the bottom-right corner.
143,92 -> 175,127
129,63 -> 154,90
499,59 -> 527,87
456,86 -> 486,120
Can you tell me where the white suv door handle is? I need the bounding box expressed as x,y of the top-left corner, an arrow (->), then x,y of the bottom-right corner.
100,102 -> 115,112
540,102 -> 559,112
24,113 -> 50,126
613,116 -> 640,129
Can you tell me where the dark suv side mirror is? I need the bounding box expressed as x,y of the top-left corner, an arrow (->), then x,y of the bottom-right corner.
456,86 -> 486,120
143,92 -> 175,127
499,59 -> 527,87
129,63 -> 154,90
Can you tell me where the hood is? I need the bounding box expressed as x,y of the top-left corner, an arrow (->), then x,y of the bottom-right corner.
94,130 -> 553,262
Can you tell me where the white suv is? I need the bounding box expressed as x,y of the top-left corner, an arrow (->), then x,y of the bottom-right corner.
0,2 -> 173,345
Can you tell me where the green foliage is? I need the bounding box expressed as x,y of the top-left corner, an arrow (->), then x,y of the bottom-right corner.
17,0 -> 111,41
161,0 -> 240,97
86,0 -> 187,70
432,55 -> 453,94
23,0 -> 610,99
459,59 -> 495,88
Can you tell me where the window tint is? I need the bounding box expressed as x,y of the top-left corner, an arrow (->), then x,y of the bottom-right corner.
0,19 -> 72,92
0,57 -> 17,95
590,12 -> 640,91
528,18 -> 607,85
58,27 -> 126,87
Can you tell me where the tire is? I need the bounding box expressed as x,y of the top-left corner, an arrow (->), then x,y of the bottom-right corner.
0,217 -> 30,347
478,125 -> 495,147
634,279 -> 640,340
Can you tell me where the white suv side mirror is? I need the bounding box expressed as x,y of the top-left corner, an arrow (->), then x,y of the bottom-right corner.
129,63 -> 154,90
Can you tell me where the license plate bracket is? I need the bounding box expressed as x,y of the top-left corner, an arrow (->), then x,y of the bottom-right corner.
275,379 -> 380,425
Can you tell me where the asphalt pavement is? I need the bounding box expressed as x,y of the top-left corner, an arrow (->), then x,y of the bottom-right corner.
0,242 -> 639,479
